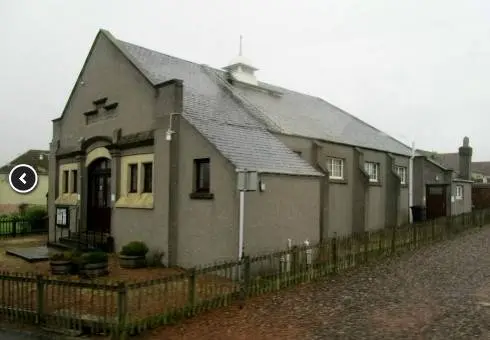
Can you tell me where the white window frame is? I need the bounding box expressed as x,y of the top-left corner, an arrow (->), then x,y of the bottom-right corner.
394,166 -> 407,185
455,185 -> 463,200
364,162 -> 380,182
326,157 -> 344,180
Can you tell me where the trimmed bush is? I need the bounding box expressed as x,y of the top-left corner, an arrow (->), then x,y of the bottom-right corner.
81,251 -> 108,264
120,241 -> 149,257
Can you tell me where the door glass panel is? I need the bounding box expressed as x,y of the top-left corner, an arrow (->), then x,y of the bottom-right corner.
429,187 -> 443,195
97,176 -> 104,208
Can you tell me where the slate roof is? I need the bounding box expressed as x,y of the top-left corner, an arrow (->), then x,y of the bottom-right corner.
227,79 -> 413,156
115,38 -> 322,176
0,150 -> 49,175
108,30 -> 413,176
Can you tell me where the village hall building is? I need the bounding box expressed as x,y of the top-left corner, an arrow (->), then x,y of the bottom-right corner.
48,29 -> 414,268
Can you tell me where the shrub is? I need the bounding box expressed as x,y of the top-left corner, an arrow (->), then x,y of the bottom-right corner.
23,206 -> 47,222
81,251 -> 108,264
50,251 -> 72,261
120,241 -> 149,257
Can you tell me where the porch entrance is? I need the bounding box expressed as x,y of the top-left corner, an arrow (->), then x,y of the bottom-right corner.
87,157 -> 111,234
426,184 -> 448,220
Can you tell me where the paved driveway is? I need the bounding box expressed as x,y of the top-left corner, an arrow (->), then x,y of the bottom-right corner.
140,227 -> 490,339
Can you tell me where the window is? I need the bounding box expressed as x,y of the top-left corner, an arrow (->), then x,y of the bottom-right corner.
62,170 -> 69,193
455,185 -> 463,200
364,162 -> 380,182
394,166 -> 407,185
142,162 -> 153,193
129,164 -> 138,193
71,169 -> 78,193
194,158 -> 210,193
326,158 -> 344,179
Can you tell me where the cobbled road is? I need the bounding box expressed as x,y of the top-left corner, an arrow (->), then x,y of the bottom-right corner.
140,227 -> 490,340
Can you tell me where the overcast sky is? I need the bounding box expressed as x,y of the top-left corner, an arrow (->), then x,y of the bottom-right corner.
1,0 -> 489,165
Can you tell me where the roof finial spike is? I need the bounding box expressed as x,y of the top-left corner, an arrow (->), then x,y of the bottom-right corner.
239,35 -> 243,56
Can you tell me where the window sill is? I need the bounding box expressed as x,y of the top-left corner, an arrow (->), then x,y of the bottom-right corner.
115,193 -> 154,209
329,178 -> 348,185
54,194 -> 78,206
368,181 -> 382,187
189,192 -> 214,200
400,184 -> 408,188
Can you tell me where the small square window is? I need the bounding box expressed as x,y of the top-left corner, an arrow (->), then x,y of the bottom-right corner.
71,169 -> 78,193
394,166 -> 407,185
455,185 -> 463,199
194,158 -> 210,193
62,170 -> 69,193
128,164 -> 138,193
142,162 -> 153,193
364,162 -> 380,182
326,157 -> 344,180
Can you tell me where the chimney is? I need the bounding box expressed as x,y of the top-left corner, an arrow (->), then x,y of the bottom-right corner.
458,136 -> 472,180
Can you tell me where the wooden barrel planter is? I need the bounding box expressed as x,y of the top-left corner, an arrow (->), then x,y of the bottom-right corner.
119,254 -> 147,269
118,241 -> 149,269
79,251 -> 109,278
80,262 -> 109,278
50,260 -> 72,275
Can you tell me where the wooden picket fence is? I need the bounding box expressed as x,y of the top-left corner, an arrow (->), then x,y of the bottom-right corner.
0,209 -> 489,338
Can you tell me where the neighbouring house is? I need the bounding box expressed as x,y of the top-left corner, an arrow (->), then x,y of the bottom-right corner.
418,145 -> 490,210
423,150 -> 490,183
48,29 -> 413,268
413,138 -> 473,220
471,162 -> 490,183
470,162 -> 490,209
0,149 -> 49,215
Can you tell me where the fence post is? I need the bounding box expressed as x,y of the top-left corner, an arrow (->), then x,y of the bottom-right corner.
187,267 -> 197,310
116,282 -> 128,340
391,226 -> 396,255
363,232 -> 369,264
239,256 -> 251,308
12,220 -> 16,238
412,224 -> 417,249
36,275 -> 44,324
331,233 -> 338,273
431,219 -> 436,242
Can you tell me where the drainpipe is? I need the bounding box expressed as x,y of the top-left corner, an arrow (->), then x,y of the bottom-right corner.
409,141 -> 415,223
238,190 -> 245,260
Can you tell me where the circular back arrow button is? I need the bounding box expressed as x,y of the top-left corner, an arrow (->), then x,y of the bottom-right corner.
8,164 -> 39,194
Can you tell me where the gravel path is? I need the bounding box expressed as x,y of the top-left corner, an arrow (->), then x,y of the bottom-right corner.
138,227 -> 490,340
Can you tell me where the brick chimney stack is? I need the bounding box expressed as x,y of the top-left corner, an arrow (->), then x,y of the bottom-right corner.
458,136 -> 472,180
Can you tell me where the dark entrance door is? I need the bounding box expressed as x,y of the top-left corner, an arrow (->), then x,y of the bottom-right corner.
87,158 -> 111,234
426,184 -> 447,219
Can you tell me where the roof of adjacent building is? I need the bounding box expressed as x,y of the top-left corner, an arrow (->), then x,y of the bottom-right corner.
101,30 -> 414,176
0,150 -> 49,175
416,149 -> 490,177
414,149 -> 450,171
426,151 -> 490,177
415,150 -> 458,171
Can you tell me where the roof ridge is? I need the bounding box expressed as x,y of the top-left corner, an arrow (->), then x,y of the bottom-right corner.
118,40 -> 224,73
